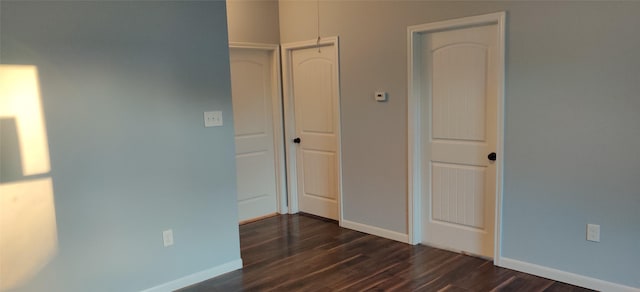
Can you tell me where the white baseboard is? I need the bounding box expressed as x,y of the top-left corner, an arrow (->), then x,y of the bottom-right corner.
340,219 -> 409,243
499,257 -> 639,292
141,258 -> 243,292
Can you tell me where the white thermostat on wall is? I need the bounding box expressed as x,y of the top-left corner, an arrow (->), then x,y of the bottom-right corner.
374,91 -> 387,102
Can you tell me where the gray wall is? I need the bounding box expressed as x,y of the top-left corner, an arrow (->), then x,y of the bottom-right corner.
1,1 -> 240,291
279,1 -> 640,287
226,0 -> 280,44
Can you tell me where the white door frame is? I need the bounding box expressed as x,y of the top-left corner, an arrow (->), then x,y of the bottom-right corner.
407,12 -> 506,264
229,42 -> 288,215
281,36 -> 343,222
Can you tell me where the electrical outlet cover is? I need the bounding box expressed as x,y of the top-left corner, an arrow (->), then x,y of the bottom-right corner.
163,229 -> 174,247
586,224 -> 600,242
204,111 -> 223,127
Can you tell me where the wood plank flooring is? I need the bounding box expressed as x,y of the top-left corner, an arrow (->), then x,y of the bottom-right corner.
179,214 -> 594,292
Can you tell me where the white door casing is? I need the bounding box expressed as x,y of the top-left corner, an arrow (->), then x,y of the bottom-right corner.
230,43 -> 287,222
407,12 -> 506,261
281,37 -> 342,221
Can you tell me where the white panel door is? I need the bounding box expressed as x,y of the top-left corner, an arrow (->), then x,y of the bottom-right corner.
230,48 -> 278,222
422,24 -> 498,257
290,44 -> 340,220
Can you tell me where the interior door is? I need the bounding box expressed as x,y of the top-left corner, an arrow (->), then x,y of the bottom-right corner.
421,24 -> 499,257
230,48 -> 279,223
289,43 -> 340,220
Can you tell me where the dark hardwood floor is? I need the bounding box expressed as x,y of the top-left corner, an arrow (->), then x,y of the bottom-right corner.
179,214 -> 594,292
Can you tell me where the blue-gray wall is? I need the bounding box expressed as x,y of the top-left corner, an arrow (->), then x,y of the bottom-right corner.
279,1 -> 640,288
502,3 -> 640,287
1,1 -> 240,291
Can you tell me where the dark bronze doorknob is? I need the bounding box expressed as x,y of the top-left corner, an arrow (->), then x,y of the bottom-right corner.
293,137 -> 301,144
488,152 -> 497,161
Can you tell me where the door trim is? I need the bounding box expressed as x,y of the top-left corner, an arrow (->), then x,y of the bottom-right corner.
406,12 -> 506,265
281,36 -> 343,222
229,42 -> 288,215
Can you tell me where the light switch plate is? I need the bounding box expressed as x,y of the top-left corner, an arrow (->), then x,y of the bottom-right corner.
375,91 -> 387,102
204,111 -> 223,127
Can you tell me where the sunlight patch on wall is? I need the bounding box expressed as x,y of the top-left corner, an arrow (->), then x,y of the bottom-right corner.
0,65 -> 50,175
0,65 -> 58,291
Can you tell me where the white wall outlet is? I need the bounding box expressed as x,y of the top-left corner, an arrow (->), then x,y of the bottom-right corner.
204,111 -> 223,127
374,91 -> 387,102
586,224 -> 600,242
163,229 -> 174,247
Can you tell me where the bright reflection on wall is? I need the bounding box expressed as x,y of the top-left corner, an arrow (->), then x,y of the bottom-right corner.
0,65 -> 57,291
0,65 -> 50,175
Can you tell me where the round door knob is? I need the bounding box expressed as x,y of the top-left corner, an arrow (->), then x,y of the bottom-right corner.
293,137 -> 301,144
488,152 -> 497,161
